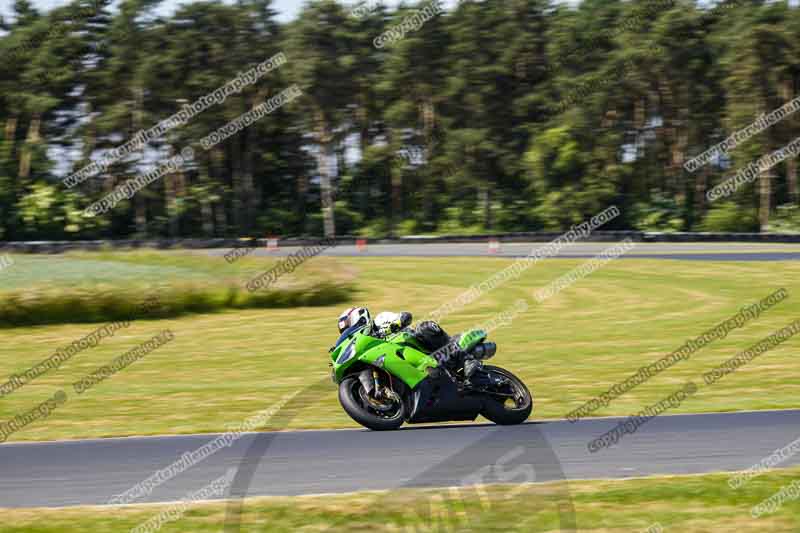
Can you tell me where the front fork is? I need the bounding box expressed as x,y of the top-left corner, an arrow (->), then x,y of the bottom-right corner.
358,368 -> 375,394
358,367 -> 401,403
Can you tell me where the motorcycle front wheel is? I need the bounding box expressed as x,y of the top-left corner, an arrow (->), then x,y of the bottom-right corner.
338,374 -> 406,431
480,365 -> 533,425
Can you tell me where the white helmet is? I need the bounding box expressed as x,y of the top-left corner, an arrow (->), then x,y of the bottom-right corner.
337,307 -> 371,334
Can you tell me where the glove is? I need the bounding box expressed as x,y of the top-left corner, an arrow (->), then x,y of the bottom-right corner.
399,312 -> 413,328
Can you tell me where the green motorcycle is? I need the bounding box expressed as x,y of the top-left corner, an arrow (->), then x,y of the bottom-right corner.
330,318 -> 532,431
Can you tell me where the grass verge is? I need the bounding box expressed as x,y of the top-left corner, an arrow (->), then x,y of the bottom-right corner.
0,251 -> 352,327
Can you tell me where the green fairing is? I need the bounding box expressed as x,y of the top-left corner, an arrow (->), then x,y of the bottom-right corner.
331,328 -> 439,388
458,329 -> 487,351
385,330 -> 427,352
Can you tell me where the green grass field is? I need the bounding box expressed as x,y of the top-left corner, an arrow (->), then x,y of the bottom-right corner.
0,251 -> 798,442
2,467 -> 798,532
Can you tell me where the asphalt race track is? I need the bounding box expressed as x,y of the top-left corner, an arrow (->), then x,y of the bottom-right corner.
1,409 -> 798,508
207,242 -> 800,261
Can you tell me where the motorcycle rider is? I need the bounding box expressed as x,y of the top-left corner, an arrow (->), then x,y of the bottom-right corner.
337,307 -> 448,348
335,307 -> 492,375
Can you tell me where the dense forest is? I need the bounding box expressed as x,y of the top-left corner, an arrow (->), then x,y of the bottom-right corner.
1,0 -> 799,240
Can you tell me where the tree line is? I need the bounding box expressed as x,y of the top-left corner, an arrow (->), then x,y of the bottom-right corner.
1,0 -> 799,240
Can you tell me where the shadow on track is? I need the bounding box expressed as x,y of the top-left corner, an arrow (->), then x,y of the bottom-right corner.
222,377 -> 576,532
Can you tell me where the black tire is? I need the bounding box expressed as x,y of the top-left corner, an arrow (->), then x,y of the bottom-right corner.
338,374 -> 405,431
480,365 -> 533,425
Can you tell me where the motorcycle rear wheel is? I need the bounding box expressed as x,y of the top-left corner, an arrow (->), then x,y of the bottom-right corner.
480,365 -> 533,425
339,374 -> 406,431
